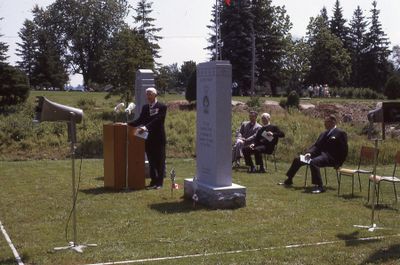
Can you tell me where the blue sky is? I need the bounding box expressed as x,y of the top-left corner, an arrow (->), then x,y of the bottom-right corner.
1,0 -> 399,85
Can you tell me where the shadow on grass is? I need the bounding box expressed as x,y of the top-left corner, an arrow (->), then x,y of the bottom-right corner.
360,244 -> 400,264
338,194 -> 364,200
336,231 -> 380,247
149,200 -> 209,214
80,187 -> 140,195
0,258 -> 21,265
0,253 -> 30,265
363,203 -> 399,211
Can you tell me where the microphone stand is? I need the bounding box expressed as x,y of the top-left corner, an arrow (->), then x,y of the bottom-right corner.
125,112 -> 130,191
353,125 -> 383,232
54,113 -> 97,253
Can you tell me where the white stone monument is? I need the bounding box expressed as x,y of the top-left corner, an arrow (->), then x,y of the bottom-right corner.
134,69 -> 155,117
184,61 -> 246,209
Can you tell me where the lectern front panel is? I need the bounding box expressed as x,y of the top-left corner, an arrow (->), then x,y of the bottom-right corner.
103,124 -> 145,190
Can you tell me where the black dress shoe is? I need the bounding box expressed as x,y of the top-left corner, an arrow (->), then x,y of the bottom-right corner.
312,186 -> 325,194
247,166 -> 256,173
278,179 -> 293,186
258,166 -> 266,173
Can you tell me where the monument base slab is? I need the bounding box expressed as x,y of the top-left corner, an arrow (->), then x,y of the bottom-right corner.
184,178 -> 246,209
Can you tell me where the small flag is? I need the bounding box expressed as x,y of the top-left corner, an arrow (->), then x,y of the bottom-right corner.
225,0 -> 231,6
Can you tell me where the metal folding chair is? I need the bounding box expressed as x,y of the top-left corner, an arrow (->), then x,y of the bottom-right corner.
337,146 -> 378,196
368,151 -> 400,204
262,143 -> 278,171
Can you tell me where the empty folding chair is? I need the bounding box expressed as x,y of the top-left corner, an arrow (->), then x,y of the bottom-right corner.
368,151 -> 400,204
337,146 -> 378,196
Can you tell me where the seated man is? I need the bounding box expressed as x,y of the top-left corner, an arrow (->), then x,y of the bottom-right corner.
280,115 -> 348,193
242,113 -> 284,173
232,110 -> 261,166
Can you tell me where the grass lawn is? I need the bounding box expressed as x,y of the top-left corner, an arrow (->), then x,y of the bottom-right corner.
1,158 -> 400,265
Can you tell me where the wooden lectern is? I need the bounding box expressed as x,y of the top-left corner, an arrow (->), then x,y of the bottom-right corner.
103,123 -> 145,190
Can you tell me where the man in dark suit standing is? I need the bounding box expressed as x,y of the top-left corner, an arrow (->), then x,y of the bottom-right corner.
280,115 -> 348,193
128,87 -> 167,189
242,113 -> 284,173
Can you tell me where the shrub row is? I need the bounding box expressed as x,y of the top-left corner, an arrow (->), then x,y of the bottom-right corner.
329,87 -> 384,99
1,93 -> 399,165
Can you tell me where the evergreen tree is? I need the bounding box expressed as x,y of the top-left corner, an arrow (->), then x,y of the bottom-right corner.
0,18 -> 9,62
179,60 -> 196,89
185,70 -> 197,103
220,0 -> 254,95
133,0 -> 162,59
384,74 -> 400,99
251,0 -> 292,94
205,3 -> 220,60
320,6 -> 329,28
30,6 -> 68,89
361,1 -> 391,91
0,63 -> 30,107
306,7 -> 329,47
0,40 -> 7,62
16,19 -> 38,87
306,15 -> 351,86
348,6 -> 368,87
330,0 -> 349,50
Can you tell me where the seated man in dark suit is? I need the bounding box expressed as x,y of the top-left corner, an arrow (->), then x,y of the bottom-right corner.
280,115 -> 348,194
242,113 -> 285,173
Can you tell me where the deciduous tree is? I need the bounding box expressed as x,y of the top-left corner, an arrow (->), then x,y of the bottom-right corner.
103,26 -> 154,103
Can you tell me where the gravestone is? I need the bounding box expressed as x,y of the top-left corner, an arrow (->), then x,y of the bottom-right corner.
184,61 -> 246,209
134,69 -> 155,117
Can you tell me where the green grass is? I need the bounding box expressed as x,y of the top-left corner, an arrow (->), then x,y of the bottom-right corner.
1,159 -> 400,264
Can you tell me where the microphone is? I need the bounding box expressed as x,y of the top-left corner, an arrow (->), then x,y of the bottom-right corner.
114,102 -> 125,113
125,102 -> 135,115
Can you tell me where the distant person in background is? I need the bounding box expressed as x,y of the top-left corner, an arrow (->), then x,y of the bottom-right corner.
128,87 -> 167,190
323,84 -> 330,97
242,113 -> 284,173
307,85 -> 314,98
232,81 -> 240,96
313,85 -> 319,97
279,115 -> 348,194
232,111 -> 261,167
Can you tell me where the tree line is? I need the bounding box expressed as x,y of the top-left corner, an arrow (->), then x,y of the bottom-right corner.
209,0 -> 400,97
2,0 -> 400,109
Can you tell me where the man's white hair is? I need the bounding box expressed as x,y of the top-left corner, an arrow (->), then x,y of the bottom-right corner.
146,87 -> 157,95
261,112 -> 271,120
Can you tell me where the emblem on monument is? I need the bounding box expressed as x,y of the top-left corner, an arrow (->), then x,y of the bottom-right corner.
203,86 -> 210,114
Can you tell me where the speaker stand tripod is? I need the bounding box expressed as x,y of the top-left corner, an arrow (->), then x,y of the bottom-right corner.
54,114 -> 97,253
353,138 -> 384,232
